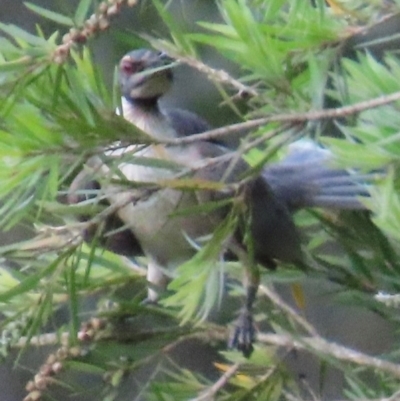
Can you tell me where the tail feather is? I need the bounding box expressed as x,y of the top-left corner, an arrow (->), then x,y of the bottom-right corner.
306,195 -> 368,209
263,140 -> 374,211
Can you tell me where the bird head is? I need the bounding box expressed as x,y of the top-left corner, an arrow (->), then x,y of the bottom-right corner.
119,49 -> 174,102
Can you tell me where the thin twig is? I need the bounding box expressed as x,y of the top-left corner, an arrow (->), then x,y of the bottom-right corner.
175,55 -> 258,97
146,42 -> 259,98
258,333 -> 400,379
163,90 -> 400,145
238,123 -> 294,154
14,321 -> 400,383
259,285 -> 318,337
191,362 -> 240,401
221,124 -> 293,182
52,0 -> 138,63
258,284 -> 400,380
15,332 -> 70,348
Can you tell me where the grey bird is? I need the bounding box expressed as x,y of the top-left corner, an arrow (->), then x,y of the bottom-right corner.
69,48 -> 371,356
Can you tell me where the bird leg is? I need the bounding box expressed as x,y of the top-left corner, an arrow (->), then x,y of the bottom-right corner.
228,240 -> 260,358
146,257 -> 170,303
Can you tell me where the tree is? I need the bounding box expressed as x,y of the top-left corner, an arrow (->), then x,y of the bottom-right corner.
1,1 -> 400,400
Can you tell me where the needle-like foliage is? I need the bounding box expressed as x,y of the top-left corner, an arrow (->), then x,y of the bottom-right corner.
1,1 -> 400,401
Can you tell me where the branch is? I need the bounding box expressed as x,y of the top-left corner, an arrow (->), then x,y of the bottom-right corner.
170,52 -> 259,98
284,387 -> 400,401
15,332 -> 69,348
164,90 -> 400,144
258,333 -> 400,379
53,0 -> 138,63
259,284 -> 400,379
145,41 -> 259,98
192,362 -> 240,401
259,285 -> 318,337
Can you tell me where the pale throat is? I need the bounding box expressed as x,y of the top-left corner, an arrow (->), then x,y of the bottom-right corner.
121,97 -> 178,141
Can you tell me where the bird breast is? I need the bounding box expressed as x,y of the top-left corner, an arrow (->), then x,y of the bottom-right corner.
99,143 -> 224,269
120,97 -> 178,140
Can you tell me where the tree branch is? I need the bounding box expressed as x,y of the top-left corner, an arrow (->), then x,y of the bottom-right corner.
192,362 -> 240,401
258,332 -> 400,379
164,90 -> 400,144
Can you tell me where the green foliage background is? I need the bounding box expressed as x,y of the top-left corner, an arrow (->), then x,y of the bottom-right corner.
1,1 -> 400,400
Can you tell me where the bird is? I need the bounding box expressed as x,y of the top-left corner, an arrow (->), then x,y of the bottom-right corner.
68,48 -> 371,356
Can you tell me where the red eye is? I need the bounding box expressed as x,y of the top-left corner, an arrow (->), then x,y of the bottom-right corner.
120,58 -> 142,75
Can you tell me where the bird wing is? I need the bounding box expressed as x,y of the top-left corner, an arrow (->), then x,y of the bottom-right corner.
166,108 -> 211,137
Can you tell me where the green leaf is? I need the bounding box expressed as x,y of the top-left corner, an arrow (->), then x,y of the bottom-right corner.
322,137 -> 392,170
151,0 -> 196,55
0,250 -> 69,303
0,22 -> 47,46
24,2 -> 74,27
162,213 -> 237,324
74,0 -> 93,26
64,360 -> 106,375
0,55 -> 33,72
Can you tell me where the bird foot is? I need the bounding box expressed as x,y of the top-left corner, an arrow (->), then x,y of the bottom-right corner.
228,307 -> 256,358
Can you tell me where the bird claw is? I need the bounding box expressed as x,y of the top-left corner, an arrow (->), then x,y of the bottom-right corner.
228,307 -> 256,358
